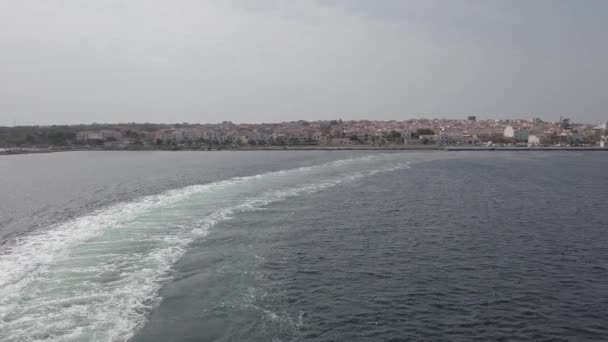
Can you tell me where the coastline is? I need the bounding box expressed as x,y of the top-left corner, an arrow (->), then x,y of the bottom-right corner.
2,145 -> 608,155
444,146 -> 608,151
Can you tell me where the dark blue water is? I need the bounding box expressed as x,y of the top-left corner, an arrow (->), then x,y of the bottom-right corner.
1,151 -> 607,341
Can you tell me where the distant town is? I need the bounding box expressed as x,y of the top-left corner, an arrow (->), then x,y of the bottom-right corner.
1,116 -> 607,153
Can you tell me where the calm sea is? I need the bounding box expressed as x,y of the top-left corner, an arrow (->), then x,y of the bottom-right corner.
0,151 -> 607,341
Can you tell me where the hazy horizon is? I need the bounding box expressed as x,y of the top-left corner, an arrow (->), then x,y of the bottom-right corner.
0,115 -> 596,128
1,0 -> 607,126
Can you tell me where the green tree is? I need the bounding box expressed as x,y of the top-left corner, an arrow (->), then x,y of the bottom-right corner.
416,128 -> 435,136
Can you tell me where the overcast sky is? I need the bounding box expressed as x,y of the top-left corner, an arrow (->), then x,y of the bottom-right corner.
1,0 -> 607,125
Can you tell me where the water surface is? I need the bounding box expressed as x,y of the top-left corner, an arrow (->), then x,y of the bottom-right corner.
1,151 -> 607,341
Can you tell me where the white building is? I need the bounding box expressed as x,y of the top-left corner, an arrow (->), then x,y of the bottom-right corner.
155,129 -> 184,144
593,122 -> 607,147
76,130 -> 122,142
504,126 -> 529,141
183,128 -> 206,142
310,132 -> 329,145
203,129 -> 224,143
285,131 -> 310,144
253,131 -> 272,144
237,129 -> 254,144
528,135 -> 541,146
76,131 -> 103,141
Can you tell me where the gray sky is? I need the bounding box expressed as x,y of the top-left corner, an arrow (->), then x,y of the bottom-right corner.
1,0 -> 607,125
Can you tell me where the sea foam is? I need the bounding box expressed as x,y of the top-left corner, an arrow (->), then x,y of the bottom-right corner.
0,155 -> 409,342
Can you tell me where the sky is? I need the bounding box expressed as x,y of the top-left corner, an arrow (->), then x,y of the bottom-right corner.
0,0 -> 607,125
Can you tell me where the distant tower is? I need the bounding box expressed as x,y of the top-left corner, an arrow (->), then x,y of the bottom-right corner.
560,117 -> 571,130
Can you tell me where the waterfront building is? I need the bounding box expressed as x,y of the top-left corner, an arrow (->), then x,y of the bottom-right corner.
310,132 -> 329,145
155,129 -> 184,144
593,122 -> 606,144
76,131 -> 103,141
528,135 -> 542,146
437,132 -> 463,145
183,128 -> 206,142
462,134 -> 480,145
504,126 -> 529,141
76,130 -> 122,142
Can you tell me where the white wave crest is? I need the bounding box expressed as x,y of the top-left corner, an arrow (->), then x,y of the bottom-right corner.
0,156 -> 409,342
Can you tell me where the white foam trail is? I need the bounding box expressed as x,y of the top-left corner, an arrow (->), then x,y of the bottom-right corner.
0,155 -> 410,342
0,156 -> 374,289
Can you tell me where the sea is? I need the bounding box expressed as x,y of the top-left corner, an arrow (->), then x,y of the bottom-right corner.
0,151 -> 607,342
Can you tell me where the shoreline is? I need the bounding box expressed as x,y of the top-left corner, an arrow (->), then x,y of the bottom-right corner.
444,147 -> 608,151
2,146 -> 608,155
443,146 -> 608,152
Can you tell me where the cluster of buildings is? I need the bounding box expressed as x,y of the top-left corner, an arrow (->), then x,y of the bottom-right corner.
74,117 -> 608,148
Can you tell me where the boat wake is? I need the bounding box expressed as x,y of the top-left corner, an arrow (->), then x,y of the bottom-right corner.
0,155 -> 410,342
